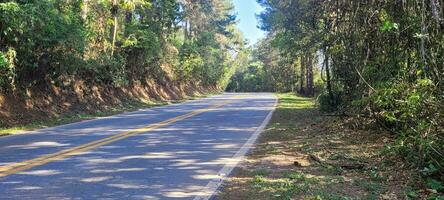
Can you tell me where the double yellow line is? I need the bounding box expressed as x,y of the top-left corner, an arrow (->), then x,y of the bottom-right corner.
0,100 -> 232,178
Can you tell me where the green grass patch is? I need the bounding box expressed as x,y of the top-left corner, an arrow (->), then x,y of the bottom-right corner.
276,93 -> 316,109
249,170 -> 357,200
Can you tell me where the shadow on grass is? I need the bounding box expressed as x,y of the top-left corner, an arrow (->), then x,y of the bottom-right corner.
218,93 -> 393,200
260,93 -> 320,142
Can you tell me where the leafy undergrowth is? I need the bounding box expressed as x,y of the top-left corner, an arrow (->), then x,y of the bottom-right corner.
218,93 -> 440,200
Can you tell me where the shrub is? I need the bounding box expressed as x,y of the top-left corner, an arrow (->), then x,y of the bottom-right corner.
0,49 -> 17,92
368,80 -> 443,181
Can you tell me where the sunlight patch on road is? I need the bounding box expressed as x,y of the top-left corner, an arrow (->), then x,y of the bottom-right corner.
90,168 -> 146,173
81,152 -> 177,166
177,166 -> 201,170
7,141 -> 70,150
170,159 -> 199,167
199,157 -> 238,166
107,183 -> 149,189
163,186 -> 212,198
14,186 -> 43,190
212,144 -> 239,149
192,174 -> 221,180
132,195 -> 160,200
143,152 -> 176,159
18,170 -> 61,176
216,127 -> 256,132
80,176 -> 112,183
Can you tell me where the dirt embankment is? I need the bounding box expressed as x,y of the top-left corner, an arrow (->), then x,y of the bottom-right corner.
0,78 -> 218,128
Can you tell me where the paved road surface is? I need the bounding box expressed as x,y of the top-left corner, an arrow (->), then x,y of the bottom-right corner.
0,93 -> 276,200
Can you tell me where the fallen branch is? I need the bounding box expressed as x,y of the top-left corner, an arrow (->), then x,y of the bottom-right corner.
308,154 -> 366,170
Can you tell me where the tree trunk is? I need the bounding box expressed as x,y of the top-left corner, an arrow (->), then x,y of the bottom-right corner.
82,0 -> 89,21
111,0 -> 118,56
306,53 -> 314,97
184,20 -> 190,41
324,46 -> 334,103
188,20 -> 193,40
300,55 -> 306,94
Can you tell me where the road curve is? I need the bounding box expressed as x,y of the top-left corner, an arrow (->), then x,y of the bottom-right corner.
0,93 -> 276,200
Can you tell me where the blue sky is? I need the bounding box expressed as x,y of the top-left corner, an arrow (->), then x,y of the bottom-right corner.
233,0 -> 265,45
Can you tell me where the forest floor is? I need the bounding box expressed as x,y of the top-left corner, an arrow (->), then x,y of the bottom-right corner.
218,93 -> 431,200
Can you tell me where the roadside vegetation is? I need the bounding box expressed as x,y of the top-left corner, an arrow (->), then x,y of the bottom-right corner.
219,93 -> 442,199
225,0 -> 444,198
0,0 -> 247,128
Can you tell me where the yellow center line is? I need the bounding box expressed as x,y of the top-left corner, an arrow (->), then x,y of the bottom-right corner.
0,100 -> 233,178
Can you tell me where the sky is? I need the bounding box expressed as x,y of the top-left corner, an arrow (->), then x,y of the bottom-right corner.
233,0 -> 266,45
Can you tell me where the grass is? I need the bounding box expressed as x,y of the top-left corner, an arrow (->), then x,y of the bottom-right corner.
0,92 -> 217,136
218,93 -> 414,200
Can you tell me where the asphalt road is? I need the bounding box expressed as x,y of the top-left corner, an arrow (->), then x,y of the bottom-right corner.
0,93 -> 276,200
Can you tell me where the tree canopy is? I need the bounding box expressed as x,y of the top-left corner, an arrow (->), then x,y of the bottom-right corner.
0,0 -> 247,92
226,0 -> 444,185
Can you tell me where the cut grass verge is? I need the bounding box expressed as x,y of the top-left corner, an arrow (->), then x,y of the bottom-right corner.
218,93 -> 422,200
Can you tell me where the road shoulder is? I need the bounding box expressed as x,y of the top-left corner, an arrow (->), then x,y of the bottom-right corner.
217,93 -> 417,199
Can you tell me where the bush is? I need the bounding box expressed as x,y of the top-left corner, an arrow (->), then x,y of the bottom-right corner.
82,55 -> 127,86
0,49 -> 17,92
317,91 -> 337,112
317,83 -> 343,112
367,80 -> 443,181
0,1 -> 85,86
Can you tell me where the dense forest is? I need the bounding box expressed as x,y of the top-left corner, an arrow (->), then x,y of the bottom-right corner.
0,0 -> 247,91
0,0 -> 248,126
227,0 -> 444,190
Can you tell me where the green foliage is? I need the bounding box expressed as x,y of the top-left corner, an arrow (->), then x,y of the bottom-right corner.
226,61 -> 268,92
226,37 -> 301,93
83,54 -> 127,86
368,80 -> 443,177
0,48 -> 17,91
427,179 -> 444,192
380,21 -> 399,32
255,0 -> 444,192
0,0 -> 244,91
179,53 -> 204,81
0,1 -> 86,86
0,53 -> 6,67
428,196 -> 444,200
317,90 -> 339,112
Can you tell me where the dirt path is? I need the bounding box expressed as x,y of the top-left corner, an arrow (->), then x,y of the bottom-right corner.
217,93 -> 421,200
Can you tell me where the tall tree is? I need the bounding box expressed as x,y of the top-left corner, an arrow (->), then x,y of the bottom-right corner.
110,0 -> 118,56
254,0 -> 444,182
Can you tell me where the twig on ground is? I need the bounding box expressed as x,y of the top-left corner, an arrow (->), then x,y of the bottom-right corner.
308,154 -> 366,170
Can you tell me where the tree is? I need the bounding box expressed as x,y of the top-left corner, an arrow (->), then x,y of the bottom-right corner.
110,0 -> 118,56
0,0 -> 245,90
253,0 -> 444,183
